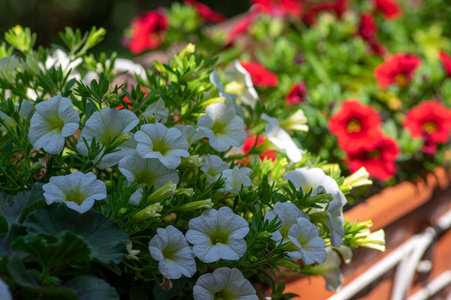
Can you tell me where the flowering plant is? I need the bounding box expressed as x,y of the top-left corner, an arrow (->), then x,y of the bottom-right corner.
0,26 -> 383,299
124,0 -> 451,201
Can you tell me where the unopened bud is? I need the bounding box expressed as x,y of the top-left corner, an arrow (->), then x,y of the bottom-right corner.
146,181 -> 177,204
133,203 -> 163,221
108,93 -> 120,107
178,199 -> 213,211
258,231 -> 271,239
179,43 -> 196,58
175,188 -> 194,197
275,258 -> 301,273
181,155 -> 204,168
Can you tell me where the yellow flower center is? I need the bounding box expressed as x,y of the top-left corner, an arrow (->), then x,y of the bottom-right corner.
422,121 -> 437,134
210,230 -> 229,245
152,139 -> 170,156
346,119 -> 361,133
395,74 -> 409,87
210,121 -> 226,135
64,190 -> 86,205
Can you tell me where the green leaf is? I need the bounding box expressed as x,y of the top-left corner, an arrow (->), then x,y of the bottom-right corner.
63,276 -> 119,300
11,231 -> 91,273
0,183 -> 45,230
23,204 -> 128,264
0,224 -> 27,259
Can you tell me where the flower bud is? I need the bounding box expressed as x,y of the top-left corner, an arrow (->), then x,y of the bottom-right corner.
178,199 -> 213,211
104,180 -> 114,192
175,188 -> 194,198
275,258 -> 301,272
341,167 -> 372,192
351,229 -> 385,252
179,43 -> 196,58
280,109 -> 308,132
248,255 -> 258,262
257,231 -> 271,239
133,203 -> 163,221
181,155 -> 204,168
146,181 -> 177,204
108,93 -> 120,107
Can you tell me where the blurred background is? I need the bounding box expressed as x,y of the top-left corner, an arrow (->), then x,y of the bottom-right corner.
0,0 -> 250,57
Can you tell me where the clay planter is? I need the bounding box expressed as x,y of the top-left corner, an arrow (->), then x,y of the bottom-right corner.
280,167 -> 451,299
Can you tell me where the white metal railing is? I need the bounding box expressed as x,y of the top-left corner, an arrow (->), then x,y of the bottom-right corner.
328,208 -> 451,300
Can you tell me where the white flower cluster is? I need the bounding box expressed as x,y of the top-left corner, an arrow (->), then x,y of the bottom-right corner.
23,58 -> 349,300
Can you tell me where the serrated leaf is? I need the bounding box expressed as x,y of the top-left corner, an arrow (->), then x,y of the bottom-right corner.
63,276 -> 119,300
11,231 -> 91,272
0,183 -> 44,230
23,204 -> 128,264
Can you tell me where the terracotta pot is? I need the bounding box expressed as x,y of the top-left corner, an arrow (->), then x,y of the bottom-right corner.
280,167 -> 451,299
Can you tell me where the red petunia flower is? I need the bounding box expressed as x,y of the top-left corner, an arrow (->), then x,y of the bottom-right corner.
346,136 -> 399,181
439,51 -> 451,77
184,0 -> 226,23
373,53 -> 421,89
302,0 -> 349,25
328,99 -> 383,154
117,96 -> 132,110
242,135 -> 277,162
252,0 -> 303,18
357,13 -> 386,56
374,0 -> 402,20
286,82 -> 307,105
240,61 -> 279,87
358,13 -> 377,40
128,10 -> 169,54
226,12 -> 258,45
403,100 -> 451,146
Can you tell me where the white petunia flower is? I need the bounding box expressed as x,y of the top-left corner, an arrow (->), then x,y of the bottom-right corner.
43,171 -> 107,214
29,95 -> 80,154
0,56 -> 20,82
287,217 -> 327,264
114,58 -> 147,79
193,267 -> 257,300
175,124 -> 206,145
76,107 -> 139,169
45,49 -> 83,73
264,202 -> 309,243
284,168 -> 346,247
119,154 -> 179,205
224,60 -> 259,108
221,166 -> 253,194
261,113 -> 303,162
200,154 -> 229,183
197,103 -> 246,152
309,247 -> 343,291
186,207 -> 249,263
135,123 -> 189,169
142,98 -> 169,123
210,70 -> 245,118
0,278 -> 12,300
148,225 -> 196,279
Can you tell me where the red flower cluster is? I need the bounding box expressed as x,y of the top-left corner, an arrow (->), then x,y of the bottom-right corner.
240,61 -> 279,87
329,99 -> 399,180
184,0 -> 226,23
346,136 -> 400,181
357,13 -> 385,56
242,135 -> 277,163
226,11 -> 258,45
302,0 -> 348,25
128,10 -> 169,54
286,82 -> 307,105
439,51 -> 451,77
252,0 -> 303,18
404,100 -> 451,154
374,53 -> 421,88
374,0 -> 402,20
